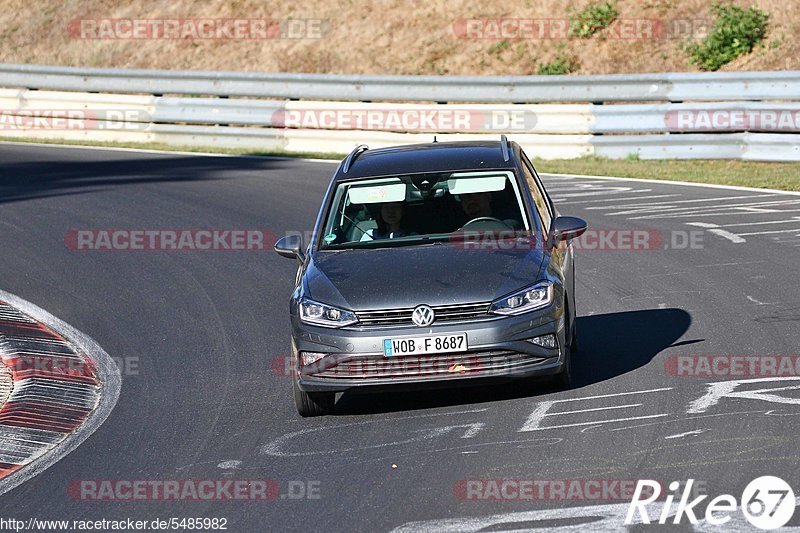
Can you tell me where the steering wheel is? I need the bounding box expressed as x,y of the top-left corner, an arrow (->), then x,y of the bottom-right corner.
459,217 -> 514,231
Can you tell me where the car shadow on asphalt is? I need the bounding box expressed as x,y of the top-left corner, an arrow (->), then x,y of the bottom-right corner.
333,307 -> 692,416
0,153 -> 293,205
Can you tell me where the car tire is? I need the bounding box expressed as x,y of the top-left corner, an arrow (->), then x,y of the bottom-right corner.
553,301 -> 574,389
570,319 -> 579,353
293,379 -> 335,417
552,342 -> 572,389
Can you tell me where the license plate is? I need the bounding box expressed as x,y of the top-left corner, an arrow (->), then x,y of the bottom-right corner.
383,334 -> 468,357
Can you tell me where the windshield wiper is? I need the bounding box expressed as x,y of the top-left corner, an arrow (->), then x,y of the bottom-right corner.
324,235 -> 441,251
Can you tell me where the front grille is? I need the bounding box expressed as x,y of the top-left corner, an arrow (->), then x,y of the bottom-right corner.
355,302 -> 492,327
308,350 -> 546,381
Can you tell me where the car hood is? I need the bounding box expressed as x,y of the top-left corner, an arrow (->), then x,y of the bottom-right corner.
304,243 -> 546,311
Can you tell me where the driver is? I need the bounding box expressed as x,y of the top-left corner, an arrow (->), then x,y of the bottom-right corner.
458,192 -> 520,229
459,192 -> 492,219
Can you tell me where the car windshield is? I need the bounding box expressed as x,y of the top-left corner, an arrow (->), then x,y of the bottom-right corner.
319,170 -> 531,250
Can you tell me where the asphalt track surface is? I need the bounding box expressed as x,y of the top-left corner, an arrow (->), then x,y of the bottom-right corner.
0,142 -> 799,531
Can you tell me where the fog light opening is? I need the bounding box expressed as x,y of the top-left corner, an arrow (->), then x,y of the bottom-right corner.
529,334 -> 558,349
300,351 -> 327,367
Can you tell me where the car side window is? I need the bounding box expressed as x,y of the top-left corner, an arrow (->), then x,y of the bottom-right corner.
519,152 -> 553,233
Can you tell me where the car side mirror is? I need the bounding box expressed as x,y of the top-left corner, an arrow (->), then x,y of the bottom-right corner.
274,235 -> 305,262
550,216 -> 588,246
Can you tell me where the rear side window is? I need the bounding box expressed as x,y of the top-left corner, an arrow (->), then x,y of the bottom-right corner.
520,153 -> 553,233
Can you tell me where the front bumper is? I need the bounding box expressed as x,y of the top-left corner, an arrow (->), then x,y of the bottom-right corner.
291,305 -> 566,393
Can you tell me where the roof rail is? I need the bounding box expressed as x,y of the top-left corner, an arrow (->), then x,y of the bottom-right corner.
342,144 -> 369,173
499,135 -> 510,162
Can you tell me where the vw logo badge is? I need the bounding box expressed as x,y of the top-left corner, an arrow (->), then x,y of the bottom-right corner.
412,305 -> 435,327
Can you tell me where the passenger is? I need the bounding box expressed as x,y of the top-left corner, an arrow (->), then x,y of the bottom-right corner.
360,202 -> 415,240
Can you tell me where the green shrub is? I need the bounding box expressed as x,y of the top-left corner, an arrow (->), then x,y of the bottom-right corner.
569,2 -> 618,38
685,3 -> 769,71
537,54 -> 580,75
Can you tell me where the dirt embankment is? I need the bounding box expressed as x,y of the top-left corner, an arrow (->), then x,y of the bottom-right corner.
0,0 -> 795,75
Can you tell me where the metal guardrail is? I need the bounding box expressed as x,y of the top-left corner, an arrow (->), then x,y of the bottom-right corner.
2,63 -> 800,102
1,64 -> 799,161
4,89 -> 800,135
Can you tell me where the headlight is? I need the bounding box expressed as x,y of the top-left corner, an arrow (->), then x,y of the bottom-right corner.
489,281 -> 553,315
299,298 -> 358,328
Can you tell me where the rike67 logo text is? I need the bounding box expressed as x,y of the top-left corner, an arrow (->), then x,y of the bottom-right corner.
626,476 -> 795,530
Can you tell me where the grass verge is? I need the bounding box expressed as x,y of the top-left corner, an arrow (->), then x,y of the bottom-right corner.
1,136 -> 798,192
533,156 -> 800,192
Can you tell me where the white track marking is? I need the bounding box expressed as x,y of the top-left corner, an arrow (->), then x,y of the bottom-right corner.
391,501 -> 670,532
738,227 -> 800,236
620,200 -> 800,219
705,230 -> 746,243
737,206 -> 793,213
585,195 -> 775,211
261,410 -> 488,457
720,217 -> 800,227
605,201 -> 792,217
541,172 -> 800,198
522,414 -> 669,432
664,429 -> 708,440
746,295 -> 775,305
634,208 -> 800,221
545,181 -> 630,189
688,377 -> 800,414
0,290 -> 121,497
519,388 -> 672,432
686,223 -> 747,243
628,205 -> 800,220
603,410 -> 767,433
535,387 -> 672,403
542,403 -> 644,415
555,194 -> 681,205
546,188 -> 644,198
694,261 -> 766,267
460,423 -> 485,439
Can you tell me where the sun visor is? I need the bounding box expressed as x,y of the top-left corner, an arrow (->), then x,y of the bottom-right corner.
347,181 -> 407,204
446,174 -> 507,195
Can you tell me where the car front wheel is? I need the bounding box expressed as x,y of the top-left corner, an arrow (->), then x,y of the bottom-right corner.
552,341 -> 572,389
553,302 -> 574,389
293,379 -> 335,417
